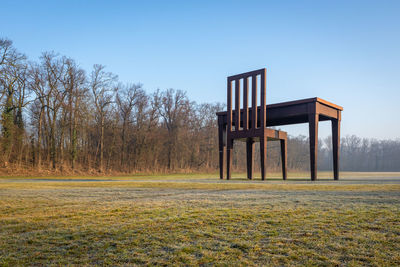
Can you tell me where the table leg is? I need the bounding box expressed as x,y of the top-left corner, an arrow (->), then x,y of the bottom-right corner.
308,113 -> 319,181
246,138 -> 254,179
332,119 -> 341,180
218,117 -> 225,179
280,139 -> 287,180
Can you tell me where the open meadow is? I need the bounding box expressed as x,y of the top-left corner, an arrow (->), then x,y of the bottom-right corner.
1,172 -> 400,265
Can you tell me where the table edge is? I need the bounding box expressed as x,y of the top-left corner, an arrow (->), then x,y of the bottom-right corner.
216,97 -> 343,115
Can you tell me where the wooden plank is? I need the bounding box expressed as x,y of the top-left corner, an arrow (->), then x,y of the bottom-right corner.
280,139 -> 287,180
230,128 -> 285,139
251,75 -> 257,129
227,78 -> 232,132
218,107 -> 333,126
228,68 -> 265,81
235,79 -> 240,131
243,77 -> 249,130
260,69 -> 266,128
317,103 -> 339,119
308,113 -> 319,181
218,115 -> 225,179
216,97 -> 343,116
260,136 -> 267,180
267,103 -> 309,119
332,119 -> 340,180
316,97 -> 343,111
267,97 -> 343,110
226,138 -> 233,180
266,97 -> 318,109
246,138 -> 254,179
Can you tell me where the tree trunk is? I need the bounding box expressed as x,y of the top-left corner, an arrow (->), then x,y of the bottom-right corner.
50,109 -> 57,169
37,109 -> 43,170
121,119 -> 127,169
100,115 -> 104,172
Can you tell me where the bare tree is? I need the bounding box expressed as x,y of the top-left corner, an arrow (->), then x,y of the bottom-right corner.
0,38 -> 28,165
89,64 -> 117,172
61,57 -> 87,169
41,52 -> 69,169
29,62 -> 46,169
153,88 -> 190,170
1,37 -> 399,175
116,82 -> 145,169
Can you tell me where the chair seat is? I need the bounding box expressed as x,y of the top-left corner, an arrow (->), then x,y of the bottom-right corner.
229,128 -> 287,141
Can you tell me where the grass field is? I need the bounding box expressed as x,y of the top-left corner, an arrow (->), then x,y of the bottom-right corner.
1,172 -> 400,265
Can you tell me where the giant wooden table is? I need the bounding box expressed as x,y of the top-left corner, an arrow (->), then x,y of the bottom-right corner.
216,97 -> 343,180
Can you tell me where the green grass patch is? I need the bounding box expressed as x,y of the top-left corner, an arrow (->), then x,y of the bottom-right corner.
0,175 -> 399,265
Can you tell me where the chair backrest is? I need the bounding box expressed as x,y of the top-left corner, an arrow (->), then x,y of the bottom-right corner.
227,68 -> 266,135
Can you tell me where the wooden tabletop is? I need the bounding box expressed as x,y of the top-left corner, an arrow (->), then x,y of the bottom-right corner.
216,97 -> 343,116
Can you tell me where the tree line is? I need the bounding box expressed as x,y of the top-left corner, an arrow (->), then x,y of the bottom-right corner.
1,38 -> 399,175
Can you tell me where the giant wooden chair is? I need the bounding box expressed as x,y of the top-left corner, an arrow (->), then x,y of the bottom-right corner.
226,68 -> 287,180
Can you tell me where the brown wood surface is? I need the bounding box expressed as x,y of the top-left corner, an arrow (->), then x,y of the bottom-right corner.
218,93 -> 342,181
235,79 -> 240,131
216,97 -> 343,116
332,119 -> 340,180
251,75 -> 257,130
308,111 -> 319,181
280,139 -> 287,180
260,136 -> 267,180
243,77 -> 249,130
246,138 -> 254,179
218,115 -> 225,180
225,68 -> 288,180
260,69 -> 266,129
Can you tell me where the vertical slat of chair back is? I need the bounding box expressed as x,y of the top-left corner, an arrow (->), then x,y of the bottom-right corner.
243,77 -> 249,130
234,79 -> 240,131
227,68 -> 266,135
227,78 -> 232,132
260,68 -> 266,129
251,74 -> 257,130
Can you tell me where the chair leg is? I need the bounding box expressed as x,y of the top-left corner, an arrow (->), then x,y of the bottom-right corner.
226,138 -> 233,180
260,136 -> 267,180
218,118 -> 225,180
246,138 -> 254,179
280,139 -> 287,180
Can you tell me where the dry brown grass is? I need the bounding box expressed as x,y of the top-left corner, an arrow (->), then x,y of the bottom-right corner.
1,173 -> 399,265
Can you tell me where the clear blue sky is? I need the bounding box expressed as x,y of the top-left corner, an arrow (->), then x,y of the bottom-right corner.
2,0 -> 399,139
